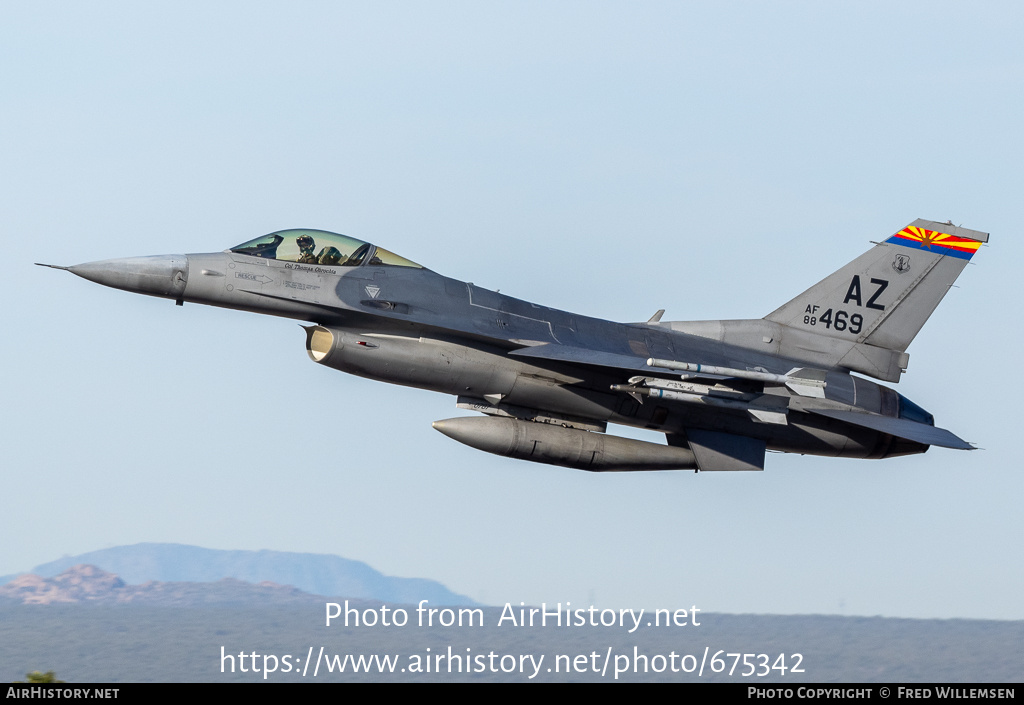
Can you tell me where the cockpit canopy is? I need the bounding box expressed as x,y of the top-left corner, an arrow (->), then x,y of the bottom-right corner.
229,229 -> 424,269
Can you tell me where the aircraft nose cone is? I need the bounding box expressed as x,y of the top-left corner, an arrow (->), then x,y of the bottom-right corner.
67,255 -> 189,299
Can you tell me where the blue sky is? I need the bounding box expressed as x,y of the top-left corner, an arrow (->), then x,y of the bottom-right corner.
2,1 -> 1021,619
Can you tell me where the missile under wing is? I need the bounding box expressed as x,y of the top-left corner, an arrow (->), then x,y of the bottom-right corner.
40,219 -> 986,473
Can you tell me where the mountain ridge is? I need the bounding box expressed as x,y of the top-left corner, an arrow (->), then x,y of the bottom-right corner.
0,543 -> 474,605
0,564 -> 322,606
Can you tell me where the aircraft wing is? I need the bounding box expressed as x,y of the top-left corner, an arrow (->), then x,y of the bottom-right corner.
514,345 -> 973,450
509,343 -> 680,375
509,343 -> 786,384
803,407 -> 974,450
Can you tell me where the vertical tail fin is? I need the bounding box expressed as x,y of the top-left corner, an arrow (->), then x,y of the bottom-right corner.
765,219 -> 988,354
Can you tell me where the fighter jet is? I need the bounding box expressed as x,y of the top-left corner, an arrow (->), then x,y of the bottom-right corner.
39,219 -> 985,472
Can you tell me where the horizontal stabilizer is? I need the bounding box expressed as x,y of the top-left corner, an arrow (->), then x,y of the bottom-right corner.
804,408 -> 973,450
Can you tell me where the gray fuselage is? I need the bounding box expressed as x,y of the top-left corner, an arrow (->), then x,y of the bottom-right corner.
174,249 -> 922,461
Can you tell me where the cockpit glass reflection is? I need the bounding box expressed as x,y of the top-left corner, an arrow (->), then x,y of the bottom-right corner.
229,229 -> 423,269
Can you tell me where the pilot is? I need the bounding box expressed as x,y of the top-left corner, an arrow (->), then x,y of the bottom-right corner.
296,235 -> 318,264
318,246 -> 344,266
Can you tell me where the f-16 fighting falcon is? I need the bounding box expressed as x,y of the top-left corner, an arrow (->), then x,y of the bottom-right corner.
39,219 -> 986,472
